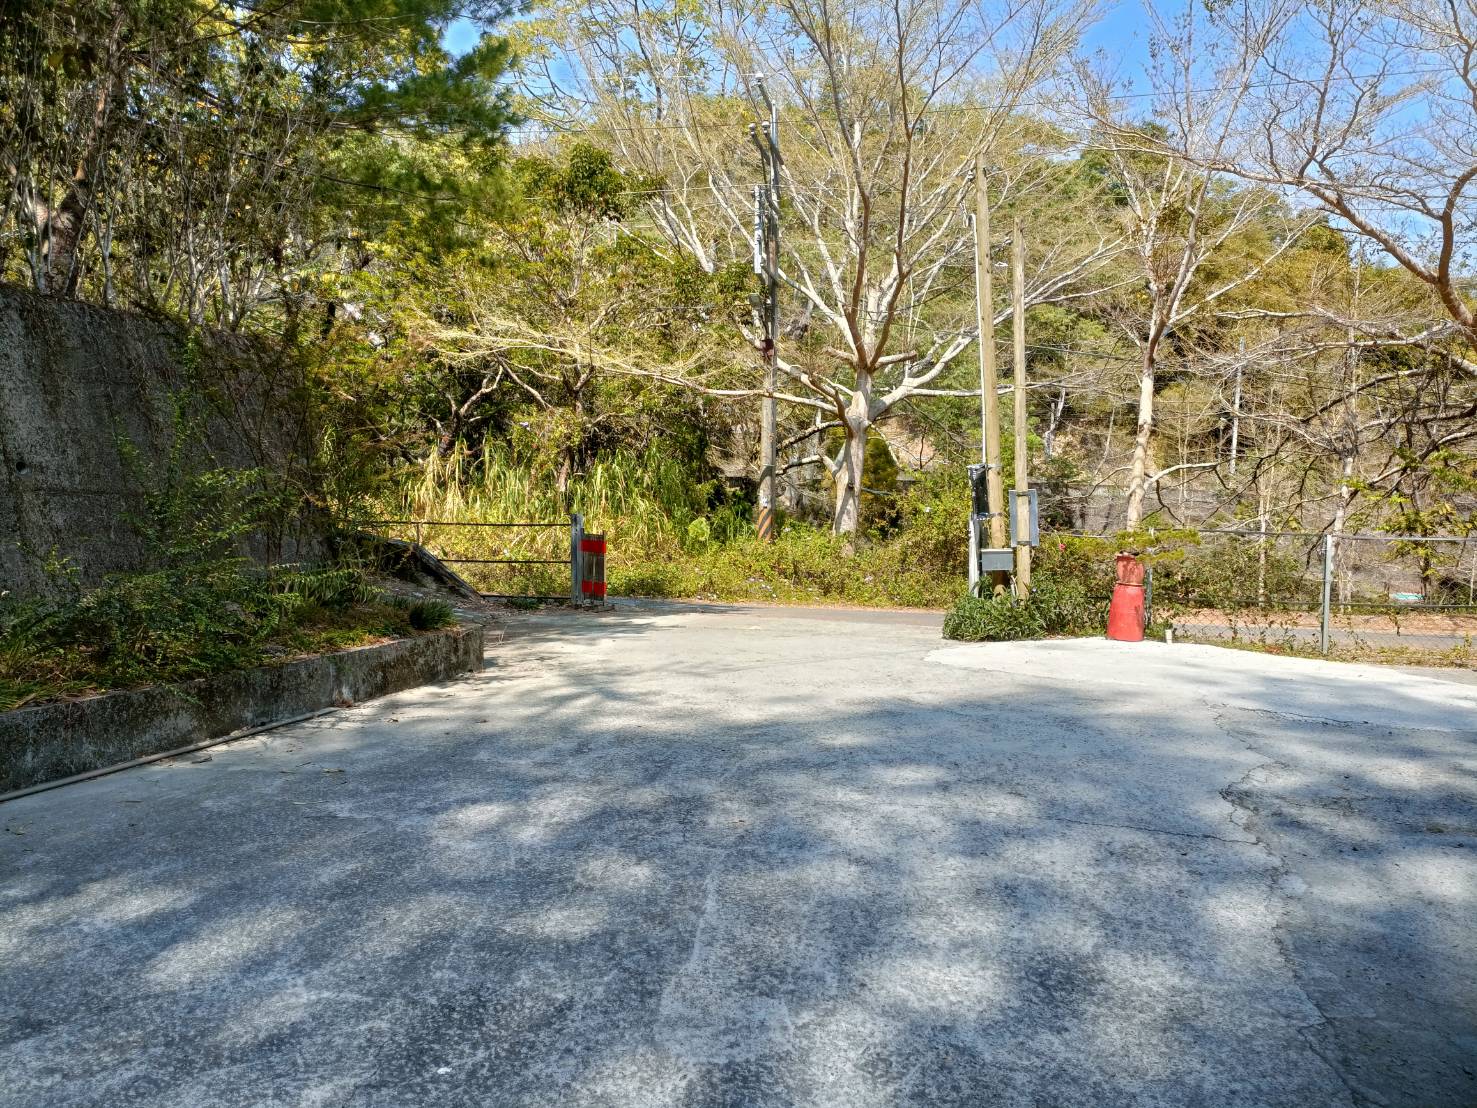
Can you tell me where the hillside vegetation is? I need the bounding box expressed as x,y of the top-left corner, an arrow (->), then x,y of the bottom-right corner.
2,0 -> 1473,614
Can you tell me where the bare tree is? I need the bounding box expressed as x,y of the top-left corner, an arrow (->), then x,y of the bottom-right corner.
1202,0 -> 1477,355
1073,0 -> 1313,529
523,0 -> 1125,535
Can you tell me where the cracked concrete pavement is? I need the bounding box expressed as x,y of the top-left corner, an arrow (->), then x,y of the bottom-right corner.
2,602 -> 1475,1107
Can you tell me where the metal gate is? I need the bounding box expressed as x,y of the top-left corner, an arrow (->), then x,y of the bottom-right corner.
350,514 -> 605,604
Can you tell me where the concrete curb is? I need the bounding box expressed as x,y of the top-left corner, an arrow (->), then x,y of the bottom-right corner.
0,623 -> 484,795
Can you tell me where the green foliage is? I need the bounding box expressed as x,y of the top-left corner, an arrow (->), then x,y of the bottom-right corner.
1,0 -> 517,313
513,143 -> 654,220
941,536 -> 1113,641
860,436 -> 901,532
378,443 -> 978,606
941,576 -> 1107,642
274,563 -> 380,612
0,453 -> 453,711
1148,536 -> 1313,611
608,527 -> 962,608
0,558 -> 458,711
942,593 -> 1047,641
389,595 -> 457,630
886,469 -> 971,575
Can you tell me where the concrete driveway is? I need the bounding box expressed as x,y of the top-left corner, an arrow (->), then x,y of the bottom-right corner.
2,603 -> 1475,1107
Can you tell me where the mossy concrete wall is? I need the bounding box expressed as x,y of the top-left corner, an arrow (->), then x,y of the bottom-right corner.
0,285 -> 316,595
0,623 -> 484,794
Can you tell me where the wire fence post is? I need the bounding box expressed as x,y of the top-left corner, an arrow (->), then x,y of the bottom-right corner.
1320,533 -> 1334,656
570,513 -> 584,606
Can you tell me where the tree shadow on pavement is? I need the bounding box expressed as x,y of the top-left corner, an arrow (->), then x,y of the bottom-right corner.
1,616 -> 1473,1108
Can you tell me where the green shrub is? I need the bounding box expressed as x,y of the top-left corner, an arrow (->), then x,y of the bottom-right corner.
940,535 -> 1115,642
943,593 -> 1047,641
389,596 -> 456,630
0,424 -> 466,709
1032,534 -> 1116,595
273,563 -> 379,613
0,560 -> 461,710
1143,533 -> 1313,611
888,469 -> 970,576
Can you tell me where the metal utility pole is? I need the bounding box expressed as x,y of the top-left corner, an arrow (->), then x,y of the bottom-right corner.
972,154 -> 1009,596
749,77 -> 781,542
1011,218 -> 1031,596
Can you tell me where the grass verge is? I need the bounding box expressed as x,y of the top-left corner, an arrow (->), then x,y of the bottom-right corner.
0,565 -> 456,712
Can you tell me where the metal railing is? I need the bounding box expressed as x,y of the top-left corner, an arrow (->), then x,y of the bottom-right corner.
348,515 -> 601,604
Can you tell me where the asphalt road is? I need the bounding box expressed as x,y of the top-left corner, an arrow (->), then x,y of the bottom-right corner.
3,604 -> 1476,1107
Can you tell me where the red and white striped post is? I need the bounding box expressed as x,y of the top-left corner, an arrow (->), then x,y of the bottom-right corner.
579,532 -> 607,605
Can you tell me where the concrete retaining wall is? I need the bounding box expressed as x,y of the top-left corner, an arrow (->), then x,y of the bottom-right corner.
0,285 -> 316,595
0,623 -> 484,794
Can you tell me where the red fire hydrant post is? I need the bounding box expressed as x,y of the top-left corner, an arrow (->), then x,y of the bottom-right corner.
1106,552 -> 1145,642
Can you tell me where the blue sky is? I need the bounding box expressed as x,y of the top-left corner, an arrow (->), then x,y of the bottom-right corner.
444,2 -> 1156,80
1082,1 -> 1154,94
442,17 -> 481,57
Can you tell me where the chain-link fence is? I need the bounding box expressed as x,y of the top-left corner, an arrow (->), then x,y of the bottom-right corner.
1152,531 -> 1477,662
1325,534 -> 1477,658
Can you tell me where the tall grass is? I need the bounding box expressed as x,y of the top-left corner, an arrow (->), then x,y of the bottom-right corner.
368,445 -> 969,606
399,444 -> 703,544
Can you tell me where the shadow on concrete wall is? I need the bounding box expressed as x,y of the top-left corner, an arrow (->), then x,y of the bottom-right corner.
0,285 -> 315,595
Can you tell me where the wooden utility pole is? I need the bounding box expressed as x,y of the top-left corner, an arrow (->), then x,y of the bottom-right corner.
1011,218 -> 1031,595
972,154 -> 1009,596
749,80 -> 781,542
758,176 -> 778,543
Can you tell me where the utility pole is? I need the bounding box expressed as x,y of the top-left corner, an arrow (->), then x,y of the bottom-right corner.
972,153 -> 1009,596
749,77 -> 781,542
1011,218 -> 1031,596
1229,336 -> 1243,476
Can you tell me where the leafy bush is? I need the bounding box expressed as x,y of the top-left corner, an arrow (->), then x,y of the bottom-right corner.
274,563 -> 380,612
1032,534 -> 1117,595
942,575 -> 1108,642
887,469 -> 971,577
0,449 -> 456,710
942,593 -> 1049,641
0,556 -> 435,709
942,537 -> 1114,641
1149,538 -> 1311,610
389,596 -> 456,630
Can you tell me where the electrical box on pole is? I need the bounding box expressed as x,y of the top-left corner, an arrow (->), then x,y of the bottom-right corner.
968,463 -> 1015,578
1009,490 -> 1039,547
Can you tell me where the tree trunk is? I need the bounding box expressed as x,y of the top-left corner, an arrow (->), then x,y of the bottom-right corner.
557,359 -> 588,510
831,423 -> 866,540
44,189 -> 91,296
831,388 -> 871,540
1124,344 -> 1157,530
1332,452 -> 1355,603
556,454 -> 572,502
42,17 -> 124,295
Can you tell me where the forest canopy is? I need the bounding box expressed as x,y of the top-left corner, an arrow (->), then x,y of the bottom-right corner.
2,0 -> 1474,559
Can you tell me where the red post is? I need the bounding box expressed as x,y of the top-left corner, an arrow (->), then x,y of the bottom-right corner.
579,534 -> 607,604
1106,552 -> 1145,642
